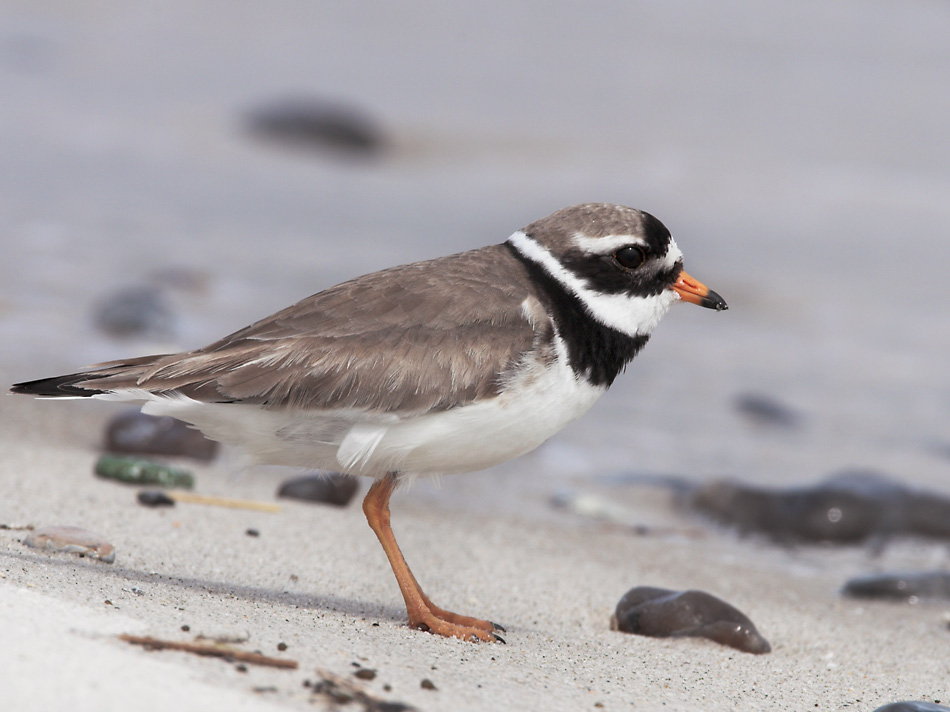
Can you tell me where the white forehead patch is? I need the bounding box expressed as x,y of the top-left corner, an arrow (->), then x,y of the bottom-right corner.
508,230 -> 679,337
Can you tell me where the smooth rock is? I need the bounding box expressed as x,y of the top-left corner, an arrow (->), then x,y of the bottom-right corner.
105,410 -> 218,461
277,473 -> 359,506
611,586 -> 770,654
842,572 -> 950,601
872,703 -> 950,712
93,285 -> 175,339
245,98 -> 385,158
24,525 -> 115,563
734,392 -> 802,428
137,490 -> 176,507
685,470 -> 950,544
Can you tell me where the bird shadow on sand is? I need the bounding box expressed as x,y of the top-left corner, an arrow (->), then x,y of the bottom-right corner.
0,546 -> 409,624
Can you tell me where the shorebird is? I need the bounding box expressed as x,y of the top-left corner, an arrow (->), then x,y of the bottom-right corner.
12,203 -> 726,642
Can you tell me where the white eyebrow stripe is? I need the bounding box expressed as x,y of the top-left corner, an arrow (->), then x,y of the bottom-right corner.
571,233 -> 648,254
570,232 -> 685,273
506,230 -> 679,337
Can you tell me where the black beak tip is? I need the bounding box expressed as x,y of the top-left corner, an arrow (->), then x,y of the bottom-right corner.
702,290 -> 728,311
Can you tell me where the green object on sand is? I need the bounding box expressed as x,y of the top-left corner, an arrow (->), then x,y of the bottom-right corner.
95,455 -> 194,489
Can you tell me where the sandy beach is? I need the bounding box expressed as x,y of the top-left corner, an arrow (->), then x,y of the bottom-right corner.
2,2 -> 949,710
3,396 -> 948,711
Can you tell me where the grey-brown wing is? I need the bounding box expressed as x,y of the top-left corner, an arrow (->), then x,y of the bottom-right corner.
88,245 -> 543,414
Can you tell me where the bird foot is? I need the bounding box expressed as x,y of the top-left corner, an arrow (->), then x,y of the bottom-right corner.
409,609 -> 506,643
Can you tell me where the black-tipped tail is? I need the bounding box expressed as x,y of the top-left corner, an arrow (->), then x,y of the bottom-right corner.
10,372 -> 108,398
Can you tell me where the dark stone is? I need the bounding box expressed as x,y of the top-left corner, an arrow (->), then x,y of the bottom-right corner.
734,392 -> 802,428
245,528 -> 260,537
245,98 -> 386,159
354,668 -> 377,680
420,679 -> 437,690
137,490 -> 176,507
842,572 -> 950,601
872,703 -> 950,712
93,285 -> 175,339
311,673 -> 417,712
684,470 -> 950,545
277,473 -> 359,506
611,586 -> 770,654
105,410 -> 218,461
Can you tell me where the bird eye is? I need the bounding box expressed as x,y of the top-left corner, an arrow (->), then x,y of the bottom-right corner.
613,245 -> 646,270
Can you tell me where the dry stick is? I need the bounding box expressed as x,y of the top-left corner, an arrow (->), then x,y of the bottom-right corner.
166,491 -> 281,512
119,634 -> 298,669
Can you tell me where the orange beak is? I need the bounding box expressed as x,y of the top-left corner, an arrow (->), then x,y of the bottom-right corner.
670,270 -> 728,311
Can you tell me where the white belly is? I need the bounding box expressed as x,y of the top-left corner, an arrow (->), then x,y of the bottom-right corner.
137,348 -> 605,478
367,359 -> 605,475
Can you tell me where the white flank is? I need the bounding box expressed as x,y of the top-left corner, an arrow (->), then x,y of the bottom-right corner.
507,230 -> 679,337
357,330 -> 604,477
100,329 -> 605,480
336,422 -> 390,471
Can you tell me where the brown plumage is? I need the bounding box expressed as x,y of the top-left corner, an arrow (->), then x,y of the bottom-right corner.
22,244 -> 543,414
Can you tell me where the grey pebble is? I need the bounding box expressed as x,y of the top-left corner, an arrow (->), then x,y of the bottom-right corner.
872,703 -> 950,712
684,470 -> 950,544
611,586 -> 770,654
106,410 -> 218,461
734,392 -> 802,428
842,572 -> 950,602
245,98 -> 386,159
93,285 -> 175,339
23,525 -> 116,563
137,490 -> 176,507
277,472 -> 359,506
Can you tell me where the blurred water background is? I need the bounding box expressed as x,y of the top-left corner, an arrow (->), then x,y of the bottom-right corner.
1,1 -> 947,517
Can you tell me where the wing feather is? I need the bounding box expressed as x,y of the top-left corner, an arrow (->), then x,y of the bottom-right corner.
69,245 -> 544,415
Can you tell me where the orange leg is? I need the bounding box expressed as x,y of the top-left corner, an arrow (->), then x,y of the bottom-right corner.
361,472 -> 505,643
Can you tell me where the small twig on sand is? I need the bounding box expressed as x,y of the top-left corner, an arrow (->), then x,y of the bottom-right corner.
167,491 -> 281,512
119,634 -> 298,669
